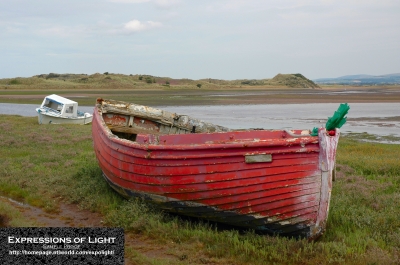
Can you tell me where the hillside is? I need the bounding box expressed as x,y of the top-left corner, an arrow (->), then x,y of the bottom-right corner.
314,73 -> 400,85
201,74 -> 320,88
0,72 -> 320,89
268,73 -> 320,88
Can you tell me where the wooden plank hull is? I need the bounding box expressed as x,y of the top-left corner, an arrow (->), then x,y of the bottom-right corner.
92,99 -> 340,239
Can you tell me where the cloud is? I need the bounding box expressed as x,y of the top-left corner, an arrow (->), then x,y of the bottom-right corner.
123,19 -> 162,32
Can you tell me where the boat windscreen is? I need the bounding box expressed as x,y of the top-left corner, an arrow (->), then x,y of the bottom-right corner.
44,99 -> 63,112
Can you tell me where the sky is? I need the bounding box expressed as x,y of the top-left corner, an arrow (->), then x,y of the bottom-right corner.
1,0 -> 399,80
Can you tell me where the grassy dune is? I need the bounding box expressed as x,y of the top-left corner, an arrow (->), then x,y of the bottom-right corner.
0,72 -> 320,90
0,73 -> 322,107
0,114 -> 399,264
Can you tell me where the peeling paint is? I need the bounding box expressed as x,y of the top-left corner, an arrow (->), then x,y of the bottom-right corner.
92,99 -> 340,239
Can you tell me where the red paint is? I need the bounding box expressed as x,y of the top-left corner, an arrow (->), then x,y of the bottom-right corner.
92,102 -> 340,239
103,113 -> 127,126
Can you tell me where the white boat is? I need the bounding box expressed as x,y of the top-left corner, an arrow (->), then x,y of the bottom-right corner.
36,94 -> 93,125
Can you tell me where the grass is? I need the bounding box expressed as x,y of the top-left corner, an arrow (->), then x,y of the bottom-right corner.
0,114 -> 399,264
337,136 -> 400,177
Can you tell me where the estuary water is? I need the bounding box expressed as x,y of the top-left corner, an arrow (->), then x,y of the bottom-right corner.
1,102 -> 399,140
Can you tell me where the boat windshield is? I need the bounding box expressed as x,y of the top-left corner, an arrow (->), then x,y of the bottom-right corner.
43,99 -> 63,113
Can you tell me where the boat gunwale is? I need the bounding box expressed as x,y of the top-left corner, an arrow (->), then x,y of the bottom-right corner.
94,105 -> 320,152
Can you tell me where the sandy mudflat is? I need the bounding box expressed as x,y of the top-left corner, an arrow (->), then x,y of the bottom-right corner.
1,86 -> 400,106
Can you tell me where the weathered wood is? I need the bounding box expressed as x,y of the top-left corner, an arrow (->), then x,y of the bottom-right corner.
106,124 -> 165,135
101,104 -> 175,127
98,99 -> 230,134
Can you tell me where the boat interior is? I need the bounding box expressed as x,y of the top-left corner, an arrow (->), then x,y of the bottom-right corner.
97,99 -> 312,142
97,98 -> 231,141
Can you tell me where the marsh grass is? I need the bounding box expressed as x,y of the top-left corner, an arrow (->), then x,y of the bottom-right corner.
337,137 -> 400,177
0,115 -> 399,264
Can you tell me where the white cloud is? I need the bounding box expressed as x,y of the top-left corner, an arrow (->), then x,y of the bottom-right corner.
123,19 -> 162,32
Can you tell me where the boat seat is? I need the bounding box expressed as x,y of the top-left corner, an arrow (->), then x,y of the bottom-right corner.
106,124 -> 166,136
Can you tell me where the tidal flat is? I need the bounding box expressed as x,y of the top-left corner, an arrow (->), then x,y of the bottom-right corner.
1,86 -> 400,106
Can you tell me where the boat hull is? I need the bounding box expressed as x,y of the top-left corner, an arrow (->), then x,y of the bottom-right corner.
92,101 -> 339,239
37,109 -> 93,125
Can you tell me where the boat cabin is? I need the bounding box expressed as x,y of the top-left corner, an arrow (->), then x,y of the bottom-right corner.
40,94 -> 79,117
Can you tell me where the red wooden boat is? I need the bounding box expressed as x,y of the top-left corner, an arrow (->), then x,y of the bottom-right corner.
92,98 -> 341,239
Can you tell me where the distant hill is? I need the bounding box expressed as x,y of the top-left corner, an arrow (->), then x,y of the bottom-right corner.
314,73 -> 400,85
268,74 -> 320,88
0,72 -> 320,89
200,73 -> 320,88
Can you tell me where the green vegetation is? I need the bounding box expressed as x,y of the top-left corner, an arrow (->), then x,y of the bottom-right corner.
0,114 -> 399,264
46,73 -> 61,79
144,76 -> 155,84
337,137 -> 400,177
9,79 -> 21,85
0,72 -> 322,91
240,79 -> 265,86
270,73 -> 320,88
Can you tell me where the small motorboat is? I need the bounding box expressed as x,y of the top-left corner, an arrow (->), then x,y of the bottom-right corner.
36,94 -> 92,125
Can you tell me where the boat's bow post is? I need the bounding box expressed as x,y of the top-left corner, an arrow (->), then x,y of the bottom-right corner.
311,127 -> 340,239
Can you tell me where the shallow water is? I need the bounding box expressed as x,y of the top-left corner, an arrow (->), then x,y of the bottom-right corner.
161,103 -> 400,138
0,103 -> 95,117
1,102 -> 399,140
